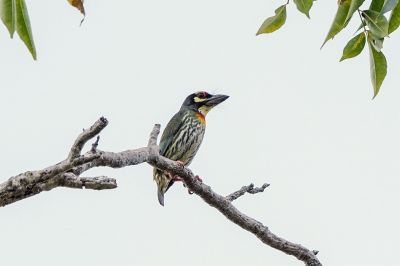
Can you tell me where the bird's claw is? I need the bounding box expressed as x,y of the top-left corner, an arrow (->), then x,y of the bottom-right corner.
194,175 -> 203,183
182,183 -> 193,194
172,175 -> 183,182
176,160 -> 185,167
185,175 -> 203,195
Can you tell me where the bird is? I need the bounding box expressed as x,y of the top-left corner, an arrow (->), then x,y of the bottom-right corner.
153,91 -> 229,206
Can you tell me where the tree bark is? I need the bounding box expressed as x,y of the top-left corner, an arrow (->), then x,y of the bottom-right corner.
0,117 -> 322,266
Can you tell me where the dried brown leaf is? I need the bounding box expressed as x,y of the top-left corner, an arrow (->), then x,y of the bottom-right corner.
68,0 -> 85,25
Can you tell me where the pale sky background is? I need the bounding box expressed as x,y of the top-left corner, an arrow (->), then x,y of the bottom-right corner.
1,1 -> 400,265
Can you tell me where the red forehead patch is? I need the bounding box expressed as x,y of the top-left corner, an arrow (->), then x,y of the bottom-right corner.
197,91 -> 209,98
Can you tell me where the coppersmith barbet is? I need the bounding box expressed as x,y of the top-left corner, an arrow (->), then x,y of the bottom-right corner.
153,91 -> 229,206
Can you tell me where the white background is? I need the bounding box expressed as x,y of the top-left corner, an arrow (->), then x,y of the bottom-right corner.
1,1 -> 399,265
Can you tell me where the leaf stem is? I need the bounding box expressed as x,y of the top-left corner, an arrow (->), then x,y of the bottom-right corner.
357,9 -> 368,34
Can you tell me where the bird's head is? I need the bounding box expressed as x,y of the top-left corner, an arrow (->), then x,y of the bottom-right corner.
181,91 -> 229,116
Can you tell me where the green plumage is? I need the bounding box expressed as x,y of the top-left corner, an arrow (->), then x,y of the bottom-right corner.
153,108 -> 205,206
153,91 -> 229,206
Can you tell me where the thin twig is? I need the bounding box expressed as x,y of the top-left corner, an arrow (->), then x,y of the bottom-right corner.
91,136 -> 100,152
357,9 -> 367,34
68,117 -> 108,161
226,183 -> 270,201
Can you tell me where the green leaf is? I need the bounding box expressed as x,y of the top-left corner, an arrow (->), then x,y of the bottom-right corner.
321,0 -> 351,47
355,20 -> 367,34
0,0 -> 16,37
381,0 -> 399,13
367,33 -> 387,98
15,0 -> 36,59
340,32 -> 366,61
389,1 -> 400,33
369,0 -> 384,11
256,5 -> 286,35
345,0 -> 366,23
362,10 -> 389,38
293,0 -> 313,18
370,35 -> 384,51
355,0 -> 383,33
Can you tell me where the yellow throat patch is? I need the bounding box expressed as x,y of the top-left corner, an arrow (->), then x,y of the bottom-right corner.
198,105 -> 212,117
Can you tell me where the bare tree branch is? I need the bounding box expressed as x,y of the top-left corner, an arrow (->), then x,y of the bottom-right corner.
146,156 -> 322,266
0,117 -> 322,266
0,118 -> 112,206
60,173 -> 117,190
226,183 -> 270,201
68,117 -> 108,161
34,173 -> 117,191
148,123 -> 160,147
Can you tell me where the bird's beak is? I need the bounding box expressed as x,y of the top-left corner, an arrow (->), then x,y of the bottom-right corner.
204,94 -> 229,107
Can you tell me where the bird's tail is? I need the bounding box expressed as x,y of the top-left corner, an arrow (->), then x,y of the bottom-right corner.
153,168 -> 172,206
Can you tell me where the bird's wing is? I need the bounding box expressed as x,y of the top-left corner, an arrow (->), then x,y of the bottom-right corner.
159,110 -> 185,156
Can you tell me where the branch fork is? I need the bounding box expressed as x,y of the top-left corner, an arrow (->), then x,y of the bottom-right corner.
0,117 -> 322,266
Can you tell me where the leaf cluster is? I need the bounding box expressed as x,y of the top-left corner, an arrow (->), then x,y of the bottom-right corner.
257,0 -> 400,98
1,0 -> 399,98
0,0 -> 35,59
0,0 -> 85,60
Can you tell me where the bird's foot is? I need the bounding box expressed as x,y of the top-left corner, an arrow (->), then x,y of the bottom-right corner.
172,175 -> 183,182
176,160 -> 185,167
194,175 -> 203,183
182,182 -> 192,194
180,181 -> 193,194
167,161 -> 185,181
